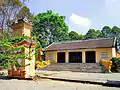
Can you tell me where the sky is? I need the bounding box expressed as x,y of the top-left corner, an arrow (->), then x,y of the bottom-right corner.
27,0 -> 120,34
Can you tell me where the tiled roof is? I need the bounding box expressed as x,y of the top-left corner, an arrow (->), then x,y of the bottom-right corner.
45,38 -> 115,51
13,39 -> 36,48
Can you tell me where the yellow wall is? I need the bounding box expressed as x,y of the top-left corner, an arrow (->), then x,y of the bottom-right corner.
25,48 -> 35,78
11,22 -> 32,37
45,47 -> 115,63
23,27 -> 31,37
45,51 -> 57,63
96,48 -> 112,62
116,52 -> 120,58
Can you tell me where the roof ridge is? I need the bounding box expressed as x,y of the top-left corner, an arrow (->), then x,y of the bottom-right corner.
54,38 -> 113,44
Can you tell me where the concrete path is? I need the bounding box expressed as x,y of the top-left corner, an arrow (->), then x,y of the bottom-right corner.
36,70 -> 120,87
0,79 -> 119,90
1,69 -> 120,87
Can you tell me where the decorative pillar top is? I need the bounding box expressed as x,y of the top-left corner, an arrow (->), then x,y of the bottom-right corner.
10,17 -> 32,37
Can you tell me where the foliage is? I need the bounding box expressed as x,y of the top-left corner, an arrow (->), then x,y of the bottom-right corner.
35,42 -> 42,49
32,10 -> 69,47
35,60 -> 50,69
0,40 -> 25,68
0,35 -> 36,69
8,35 -> 28,44
85,29 -> 101,39
0,0 -> 28,32
69,31 -> 84,40
100,59 -> 112,73
16,6 -> 34,20
79,34 -> 85,40
100,26 -> 112,38
111,57 -> 120,72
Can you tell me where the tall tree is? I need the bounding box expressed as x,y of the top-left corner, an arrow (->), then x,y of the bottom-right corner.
16,6 -> 33,20
79,34 -> 84,40
32,10 -> 69,47
101,26 -> 112,38
85,29 -> 98,39
111,26 -> 120,50
111,26 -> 120,37
69,31 -> 80,40
0,0 -> 28,33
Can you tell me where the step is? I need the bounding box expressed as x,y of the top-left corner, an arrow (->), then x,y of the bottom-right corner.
39,63 -> 102,73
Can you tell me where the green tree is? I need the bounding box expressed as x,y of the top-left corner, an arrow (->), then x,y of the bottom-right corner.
0,36 -> 36,69
111,26 -> 120,37
79,34 -> 84,40
0,39 -> 25,68
32,10 -> 69,47
85,29 -> 98,39
16,6 -> 34,20
69,31 -> 80,40
0,0 -> 28,32
101,26 -> 112,37
95,30 -> 102,37
111,26 -> 120,50
69,31 -> 84,40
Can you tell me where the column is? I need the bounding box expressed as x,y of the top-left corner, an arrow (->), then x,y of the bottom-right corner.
112,48 -> 116,57
54,51 -> 57,63
82,50 -> 85,63
95,51 -> 98,63
65,50 -> 69,63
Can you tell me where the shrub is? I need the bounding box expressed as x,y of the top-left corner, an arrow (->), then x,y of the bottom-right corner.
35,60 -> 50,69
8,36 -> 28,44
100,59 -> 112,73
111,57 -> 120,72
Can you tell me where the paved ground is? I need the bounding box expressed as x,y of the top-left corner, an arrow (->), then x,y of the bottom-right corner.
36,70 -> 120,86
0,69 -> 120,89
0,79 -> 119,90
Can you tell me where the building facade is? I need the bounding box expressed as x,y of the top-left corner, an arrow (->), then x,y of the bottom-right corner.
44,38 -> 117,63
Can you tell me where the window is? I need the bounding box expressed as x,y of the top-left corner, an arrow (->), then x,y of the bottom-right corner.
48,53 -> 53,60
101,52 -> 108,59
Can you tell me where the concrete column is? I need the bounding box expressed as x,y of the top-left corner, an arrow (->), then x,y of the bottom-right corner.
65,50 -> 69,63
112,48 -> 116,57
95,51 -> 98,63
82,50 -> 85,63
54,51 -> 57,63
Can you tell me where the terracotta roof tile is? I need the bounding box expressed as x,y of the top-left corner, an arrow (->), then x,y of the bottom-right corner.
45,38 -> 115,51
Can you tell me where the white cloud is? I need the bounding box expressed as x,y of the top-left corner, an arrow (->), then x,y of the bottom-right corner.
69,13 -> 91,27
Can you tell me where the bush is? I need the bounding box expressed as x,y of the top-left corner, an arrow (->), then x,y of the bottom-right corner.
111,57 -> 120,72
100,59 -> 112,73
35,60 -> 50,69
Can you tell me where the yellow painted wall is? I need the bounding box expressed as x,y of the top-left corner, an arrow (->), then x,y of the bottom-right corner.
45,51 -> 57,63
95,48 -> 113,62
23,27 -> 31,37
11,22 -> 32,37
116,52 -> 120,58
25,48 -> 35,78
45,47 -> 115,63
